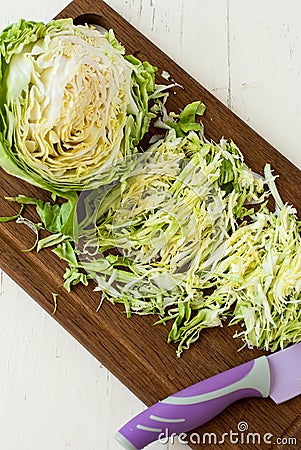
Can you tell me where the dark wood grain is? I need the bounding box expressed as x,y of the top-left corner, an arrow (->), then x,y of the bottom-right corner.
0,1 -> 300,449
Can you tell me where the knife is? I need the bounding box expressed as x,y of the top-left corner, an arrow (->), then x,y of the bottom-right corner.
115,343 -> 301,450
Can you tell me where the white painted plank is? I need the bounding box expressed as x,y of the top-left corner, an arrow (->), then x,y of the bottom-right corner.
229,0 -> 301,169
0,0 -> 70,26
105,0 -> 229,105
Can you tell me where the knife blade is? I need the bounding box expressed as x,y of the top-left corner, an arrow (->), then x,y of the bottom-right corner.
115,343 -> 301,450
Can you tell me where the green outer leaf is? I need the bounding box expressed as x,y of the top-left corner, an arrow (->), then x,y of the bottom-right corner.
6,193 -> 77,240
178,101 -> 206,133
165,101 -> 206,136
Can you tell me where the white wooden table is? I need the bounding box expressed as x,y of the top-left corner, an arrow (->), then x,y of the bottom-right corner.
0,1 -> 301,449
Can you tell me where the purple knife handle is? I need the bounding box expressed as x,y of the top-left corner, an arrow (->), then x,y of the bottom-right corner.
115,356 -> 270,450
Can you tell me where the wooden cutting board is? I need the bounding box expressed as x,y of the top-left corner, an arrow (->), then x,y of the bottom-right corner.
1,1 -> 301,448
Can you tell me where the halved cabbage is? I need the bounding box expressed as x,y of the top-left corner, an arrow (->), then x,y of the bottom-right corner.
0,18 -> 157,193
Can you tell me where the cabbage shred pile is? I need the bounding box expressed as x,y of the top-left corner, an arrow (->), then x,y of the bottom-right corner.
1,20 -> 301,356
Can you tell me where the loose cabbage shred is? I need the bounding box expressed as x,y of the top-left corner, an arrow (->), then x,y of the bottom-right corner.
1,21 -> 301,356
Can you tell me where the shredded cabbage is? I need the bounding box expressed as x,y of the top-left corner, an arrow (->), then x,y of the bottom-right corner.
69,104 -> 267,355
2,91 -> 301,357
